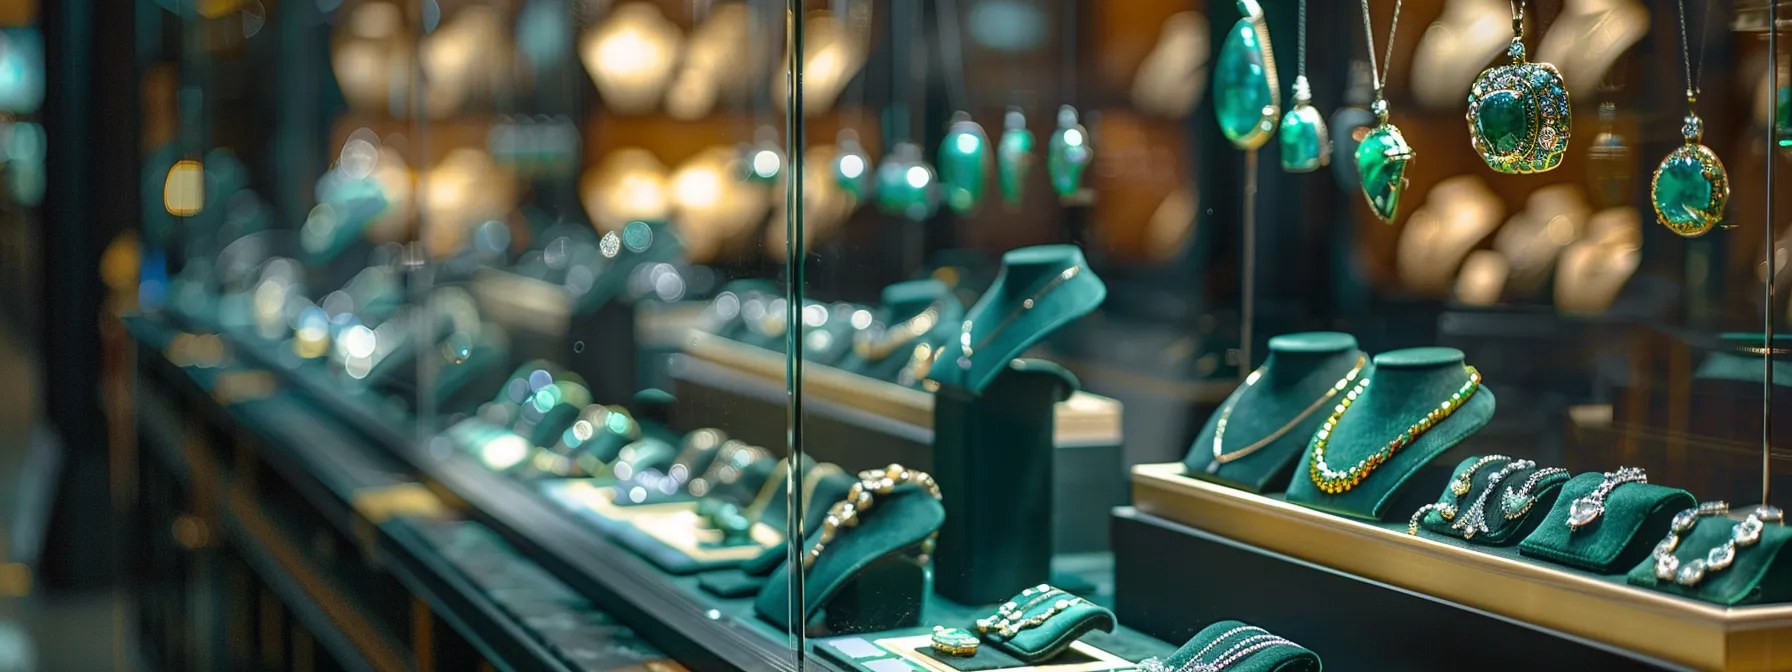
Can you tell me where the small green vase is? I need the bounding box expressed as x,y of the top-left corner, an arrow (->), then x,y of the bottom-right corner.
1047,105 -> 1091,198
1279,75 -> 1330,172
1213,0 -> 1280,150
875,142 -> 938,222
937,113 -> 989,215
832,130 -> 872,201
997,107 -> 1034,208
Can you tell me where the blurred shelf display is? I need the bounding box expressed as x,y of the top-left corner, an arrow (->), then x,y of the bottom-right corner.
102,0 -> 1792,670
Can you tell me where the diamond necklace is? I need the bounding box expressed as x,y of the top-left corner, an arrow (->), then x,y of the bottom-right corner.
1309,365 -> 1482,494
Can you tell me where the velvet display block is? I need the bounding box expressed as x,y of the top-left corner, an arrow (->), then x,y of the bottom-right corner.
696,569 -> 766,598
981,593 -> 1117,664
1417,457 -> 1570,545
1156,621 -> 1320,672
1518,473 -> 1694,572
834,279 -> 965,385
1184,332 -> 1364,493
933,360 -> 1079,604
1626,512 -> 1792,606
926,245 -> 1107,394
1285,347 -> 1496,520
755,484 -> 945,632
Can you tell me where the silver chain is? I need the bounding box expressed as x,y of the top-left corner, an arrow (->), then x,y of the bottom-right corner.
1298,0 -> 1307,79
1357,0 -> 1403,96
1676,0 -> 1711,102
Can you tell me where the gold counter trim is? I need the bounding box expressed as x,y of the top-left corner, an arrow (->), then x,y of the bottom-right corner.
1131,462 -> 1792,672
684,331 -> 1123,446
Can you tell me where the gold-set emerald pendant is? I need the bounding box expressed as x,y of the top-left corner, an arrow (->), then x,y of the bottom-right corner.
1466,38 -> 1571,174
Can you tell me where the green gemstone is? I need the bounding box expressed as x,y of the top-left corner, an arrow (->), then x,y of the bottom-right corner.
1213,11 -> 1278,149
1354,123 -> 1413,223
875,143 -> 938,222
1652,150 -> 1718,235
1278,102 -> 1327,172
998,108 -> 1034,208
1776,83 -> 1790,149
1474,90 -> 1530,156
1047,105 -> 1091,197
938,117 -> 989,215
832,136 -> 871,200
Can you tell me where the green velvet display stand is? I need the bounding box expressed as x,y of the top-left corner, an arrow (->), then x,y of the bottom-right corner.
1285,347 -> 1495,520
1517,473 -> 1694,573
977,588 -> 1117,664
927,245 -> 1107,605
1154,621 -> 1320,672
754,484 -> 945,634
834,279 -> 965,385
1415,456 -> 1570,545
1626,512 -> 1792,606
1184,333 -> 1365,493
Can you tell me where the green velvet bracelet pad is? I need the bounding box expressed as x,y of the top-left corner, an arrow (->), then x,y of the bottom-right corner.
1160,621 -> 1320,672
985,598 -> 1116,664
754,484 -> 946,629
834,279 -> 964,383
1284,347 -> 1495,521
1517,473 -> 1695,572
1626,514 -> 1792,606
919,640 -> 1029,670
927,245 -> 1107,394
1419,457 -> 1571,545
1184,333 -> 1363,493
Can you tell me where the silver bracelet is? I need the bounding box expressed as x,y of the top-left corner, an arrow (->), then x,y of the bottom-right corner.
1501,467 -> 1569,520
1567,466 -> 1647,530
1654,503 -> 1784,586
1453,459 -> 1536,539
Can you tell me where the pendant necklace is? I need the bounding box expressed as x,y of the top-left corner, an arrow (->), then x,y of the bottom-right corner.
1214,0 -> 1280,150
957,266 -> 1081,370
1650,0 -> 1730,237
1466,1 -> 1571,174
934,0 -> 988,215
1281,0 -> 1330,172
1353,0 -> 1414,223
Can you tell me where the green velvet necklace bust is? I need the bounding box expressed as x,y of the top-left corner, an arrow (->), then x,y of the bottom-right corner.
835,279 -> 965,386
1285,347 -> 1496,520
926,245 -> 1106,394
1185,332 -> 1366,493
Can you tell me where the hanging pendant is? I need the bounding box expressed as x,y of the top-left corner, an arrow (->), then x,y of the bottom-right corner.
1355,101 -> 1414,223
832,130 -> 872,201
997,107 -> 1034,208
1047,105 -> 1091,197
875,142 -> 939,222
938,112 -> 989,215
742,127 -> 784,184
1649,114 -> 1729,237
1280,76 -> 1330,172
1213,0 -> 1279,150
1466,38 -> 1570,174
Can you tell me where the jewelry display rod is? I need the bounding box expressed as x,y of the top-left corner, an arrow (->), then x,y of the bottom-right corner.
1240,149 -> 1258,377
1762,0 -> 1778,516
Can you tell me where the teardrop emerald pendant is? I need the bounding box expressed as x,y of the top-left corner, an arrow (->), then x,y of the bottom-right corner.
1213,0 -> 1280,150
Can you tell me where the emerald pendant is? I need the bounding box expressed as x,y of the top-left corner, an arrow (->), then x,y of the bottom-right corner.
832,130 -> 871,201
1649,115 -> 1729,237
997,107 -> 1034,208
875,142 -> 939,222
1467,40 -> 1570,173
938,113 -> 989,215
1354,120 -> 1414,223
1213,0 -> 1279,150
1279,76 -> 1329,172
1047,105 -> 1091,197
1776,78 -> 1790,151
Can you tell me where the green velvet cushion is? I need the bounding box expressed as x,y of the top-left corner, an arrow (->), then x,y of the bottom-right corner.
918,640 -> 1029,670
1517,473 -> 1694,572
754,484 -> 946,629
1185,332 -> 1364,493
927,245 -> 1107,394
1156,621 -> 1320,672
1418,457 -> 1570,545
977,588 -> 1116,664
1285,347 -> 1495,521
1626,512 -> 1792,606
835,280 -> 965,385
697,569 -> 767,598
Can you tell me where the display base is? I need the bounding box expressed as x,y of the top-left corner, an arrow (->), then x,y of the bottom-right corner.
1119,463 -> 1792,671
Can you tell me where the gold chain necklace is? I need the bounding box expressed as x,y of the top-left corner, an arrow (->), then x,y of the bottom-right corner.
1210,356 -> 1366,469
957,266 -> 1081,370
853,302 -> 943,361
1309,365 -> 1482,494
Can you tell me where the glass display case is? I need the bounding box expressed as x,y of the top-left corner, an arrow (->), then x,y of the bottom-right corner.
115,0 -> 1792,670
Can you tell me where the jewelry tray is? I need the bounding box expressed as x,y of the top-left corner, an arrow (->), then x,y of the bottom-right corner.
1128,462 -> 1792,671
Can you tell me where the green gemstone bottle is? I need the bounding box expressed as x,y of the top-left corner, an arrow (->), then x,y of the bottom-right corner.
938,112 -> 989,215
997,107 -> 1034,209
1046,105 -> 1091,198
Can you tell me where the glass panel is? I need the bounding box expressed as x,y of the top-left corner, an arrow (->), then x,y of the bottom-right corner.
778,0 -> 1792,670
